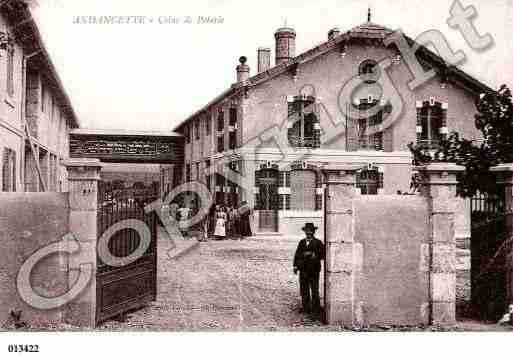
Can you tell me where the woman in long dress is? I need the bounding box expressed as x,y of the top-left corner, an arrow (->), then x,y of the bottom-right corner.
213,206 -> 226,240
238,201 -> 252,238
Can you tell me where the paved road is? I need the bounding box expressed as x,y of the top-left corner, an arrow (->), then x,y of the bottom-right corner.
101,238 -> 324,330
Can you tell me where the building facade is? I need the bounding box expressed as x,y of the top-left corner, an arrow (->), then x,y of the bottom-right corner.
167,20 -> 491,237
0,1 -> 79,193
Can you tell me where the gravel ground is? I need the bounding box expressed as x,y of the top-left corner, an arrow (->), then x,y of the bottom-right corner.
7,235 -> 509,332
100,238 -> 324,330
96,237 -> 513,332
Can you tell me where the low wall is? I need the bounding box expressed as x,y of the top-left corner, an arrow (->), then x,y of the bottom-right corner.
0,193 -> 69,328
278,211 -> 323,240
352,195 -> 430,325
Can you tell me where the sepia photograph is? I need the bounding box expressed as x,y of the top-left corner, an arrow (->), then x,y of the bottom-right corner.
0,0 -> 512,356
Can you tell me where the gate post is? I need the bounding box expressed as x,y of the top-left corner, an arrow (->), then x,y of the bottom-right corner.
418,163 -> 464,325
322,164 -> 363,326
490,163 -> 513,307
62,158 -> 102,328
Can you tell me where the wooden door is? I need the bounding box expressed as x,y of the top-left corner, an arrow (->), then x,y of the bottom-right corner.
257,169 -> 278,231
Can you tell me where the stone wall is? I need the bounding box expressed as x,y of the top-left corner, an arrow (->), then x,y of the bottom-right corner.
352,195 -> 430,325
0,159 -> 102,329
0,193 -> 69,327
323,163 -> 463,327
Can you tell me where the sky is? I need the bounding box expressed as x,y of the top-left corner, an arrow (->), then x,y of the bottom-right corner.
31,0 -> 513,131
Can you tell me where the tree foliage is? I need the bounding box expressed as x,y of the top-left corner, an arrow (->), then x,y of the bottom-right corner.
408,85 -> 513,198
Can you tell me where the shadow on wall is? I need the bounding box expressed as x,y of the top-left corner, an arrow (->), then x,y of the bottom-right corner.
0,193 -> 70,328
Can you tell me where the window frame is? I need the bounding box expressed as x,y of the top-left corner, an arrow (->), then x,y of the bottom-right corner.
287,96 -> 320,148
417,100 -> 446,148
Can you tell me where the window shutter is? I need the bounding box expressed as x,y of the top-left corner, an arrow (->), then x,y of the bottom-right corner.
357,100 -> 368,150
2,148 -> 15,192
440,105 -> 448,141
416,105 -> 422,143
315,194 -> 322,211
278,194 -> 285,210
313,102 -> 321,148
290,170 -> 316,211
2,149 -> 9,192
346,103 -> 358,151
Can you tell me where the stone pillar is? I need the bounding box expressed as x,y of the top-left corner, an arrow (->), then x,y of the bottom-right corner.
490,164 -> 513,307
322,164 -> 363,326
62,158 -> 102,328
418,163 -> 464,325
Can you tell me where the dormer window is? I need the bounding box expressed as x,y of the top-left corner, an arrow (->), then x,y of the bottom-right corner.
287,95 -> 320,148
359,59 -> 379,84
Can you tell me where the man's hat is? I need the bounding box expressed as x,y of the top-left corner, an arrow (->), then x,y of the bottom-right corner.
302,222 -> 318,232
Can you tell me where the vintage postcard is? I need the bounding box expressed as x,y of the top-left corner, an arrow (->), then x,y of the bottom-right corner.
0,0 -> 512,356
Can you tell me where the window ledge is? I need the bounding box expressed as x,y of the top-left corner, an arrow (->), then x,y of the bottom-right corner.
279,210 -> 322,218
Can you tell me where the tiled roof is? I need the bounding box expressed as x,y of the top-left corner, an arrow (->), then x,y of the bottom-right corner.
175,21 -> 494,131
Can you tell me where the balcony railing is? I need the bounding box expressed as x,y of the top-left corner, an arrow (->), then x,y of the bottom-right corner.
288,136 -> 320,148
417,139 -> 441,149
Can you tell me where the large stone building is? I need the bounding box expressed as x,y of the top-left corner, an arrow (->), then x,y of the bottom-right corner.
166,19 -> 491,237
0,1 -> 79,193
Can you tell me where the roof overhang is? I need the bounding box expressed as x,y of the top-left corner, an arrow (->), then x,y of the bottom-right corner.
1,0 -> 80,128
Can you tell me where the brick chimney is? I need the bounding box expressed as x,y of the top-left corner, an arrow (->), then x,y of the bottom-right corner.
257,47 -> 271,73
236,56 -> 250,83
274,27 -> 296,65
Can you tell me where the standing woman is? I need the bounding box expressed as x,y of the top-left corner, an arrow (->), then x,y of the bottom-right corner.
207,204 -> 216,238
231,206 -> 240,240
238,201 -> 253,238
214,205 -> 226,240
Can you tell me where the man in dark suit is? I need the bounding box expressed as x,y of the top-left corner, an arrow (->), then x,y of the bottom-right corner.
293,222 -> 325,315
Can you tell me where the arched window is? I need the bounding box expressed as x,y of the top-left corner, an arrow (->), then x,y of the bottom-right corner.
358,59 -> 379,84
290,170 -> 316,210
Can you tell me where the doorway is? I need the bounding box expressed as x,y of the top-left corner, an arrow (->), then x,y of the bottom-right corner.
256,168 -> 279,232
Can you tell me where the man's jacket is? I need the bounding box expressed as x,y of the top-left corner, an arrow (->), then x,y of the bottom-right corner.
293,238 -> 325,274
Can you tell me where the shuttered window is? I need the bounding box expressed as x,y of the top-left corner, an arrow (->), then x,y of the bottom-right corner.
290,170 -> 316,210
2,148 -> 16,192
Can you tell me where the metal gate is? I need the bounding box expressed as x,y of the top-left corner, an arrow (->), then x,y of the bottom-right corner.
470,192 -> 510,320
96,182 -> 158,325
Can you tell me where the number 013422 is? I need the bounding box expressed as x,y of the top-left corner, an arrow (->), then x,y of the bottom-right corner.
7,344 -> 39,353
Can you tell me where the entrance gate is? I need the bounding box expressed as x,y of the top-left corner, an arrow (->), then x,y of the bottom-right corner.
470,192 -> 511,320
96,181 -> 158,325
